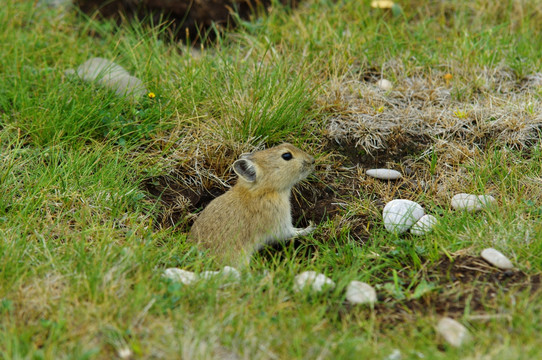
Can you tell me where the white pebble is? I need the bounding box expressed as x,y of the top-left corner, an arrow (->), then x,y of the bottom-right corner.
385,349 -> 402,360
72,57 -> 148,99
200,270 -> 221,280
162,268 -> 197,285
117,347 -> 132,359
377,79 -> 393,91
410,214 -> 438,235
201,267 -> 241,284
383,199 -> 425,234
436,317 -> 470,347
366,168 -> 402,180
38,0 -> 72,9
346,281 -> 377,305
451,193 -> 496,211
481,248 -> 514,270
294,271 -> 335,293
221,266 -> 241,281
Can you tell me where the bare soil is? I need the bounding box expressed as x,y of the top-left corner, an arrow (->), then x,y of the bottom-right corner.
336,255 -> 541,326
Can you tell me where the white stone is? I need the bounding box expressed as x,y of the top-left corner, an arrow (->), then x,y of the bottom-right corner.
72,57 -> 148,99
200,270 -> 221,280
383,199 -> 425,234
385,349 -> 402,360
366,168 -> 402,180
346,281 -> 377,305
436,317 -> 470,347
117,347 -> 132,359
221,266 -> 241,281
377,79 -> 393,91
481,248 -> 514,270
38,0 -> 72,9
294,271 -> 335,293
162,268 -> 197,285
451,193 -> 496,211
200,267 -> 241,284
410,214 -> 438,235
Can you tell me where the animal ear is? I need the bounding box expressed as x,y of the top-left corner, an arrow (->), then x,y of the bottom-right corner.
233,159 -> 257,182
239,152 -> 253,160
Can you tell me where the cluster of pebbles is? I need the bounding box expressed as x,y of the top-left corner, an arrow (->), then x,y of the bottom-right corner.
163,267 -> 378,306
164,166 -> 517,349
293,271 -> 377,305
369,167 -> 515,270
366,167 -> 499,235
368,167 -> 517,347
367,168 -> 439,235
163,266 -> 241,286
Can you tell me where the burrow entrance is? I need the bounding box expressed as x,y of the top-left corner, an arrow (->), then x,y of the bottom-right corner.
142,139 -> 423,238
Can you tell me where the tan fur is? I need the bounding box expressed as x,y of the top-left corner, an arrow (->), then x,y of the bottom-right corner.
188,143 -> 315,266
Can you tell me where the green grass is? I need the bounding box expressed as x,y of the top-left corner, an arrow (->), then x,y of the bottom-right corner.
1,0 -> 542,358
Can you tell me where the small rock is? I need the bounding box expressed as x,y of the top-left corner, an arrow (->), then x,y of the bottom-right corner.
346,281 -> 377,305
117,347 -> 132,359
451,193 -> 496,211
385,349 -> 402,360
377,78 -> 393,91
294,271 -> 335,293
221,266 -> 241,282
481,248 -> 514,270
366,168 -> 402,180
201,267 -> 241,284
383,199 -> 425,234
436,317 -> 470,347
38,0 -> 72,9
162,268 -> 197,285
200,270 -> 221,280
410,214 -> 438,235
70,57 -> 148,99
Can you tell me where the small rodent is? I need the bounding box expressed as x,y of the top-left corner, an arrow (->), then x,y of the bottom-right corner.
188,143 -> 316,266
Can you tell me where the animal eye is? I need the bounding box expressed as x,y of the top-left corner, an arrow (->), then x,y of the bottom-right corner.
281,152 -> 293,161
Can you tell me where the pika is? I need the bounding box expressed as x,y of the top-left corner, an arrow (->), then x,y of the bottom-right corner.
188,143 -> 316,266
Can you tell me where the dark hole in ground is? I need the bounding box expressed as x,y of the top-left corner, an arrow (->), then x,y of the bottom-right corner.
326,134 -> 432,169
358,66 -> 382,83
291,179 -> 341,227
143,175 -> 228,231
75,0 -> 299,43
333,255 -> 541,326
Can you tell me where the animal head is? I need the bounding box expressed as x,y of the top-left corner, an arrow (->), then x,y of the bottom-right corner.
233,143 -> 315,191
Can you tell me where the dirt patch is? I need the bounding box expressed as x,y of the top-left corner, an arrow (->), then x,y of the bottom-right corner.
291,179 -> 341,226
337,255 -> 541,326
143,175 -> 228,231
76,0 -> 297,43
325,136 -> 430,169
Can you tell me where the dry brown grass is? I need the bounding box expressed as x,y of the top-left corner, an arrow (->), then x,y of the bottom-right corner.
323,65 -> 542,157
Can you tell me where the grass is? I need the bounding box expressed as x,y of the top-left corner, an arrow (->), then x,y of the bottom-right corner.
1,0 -> 542,358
